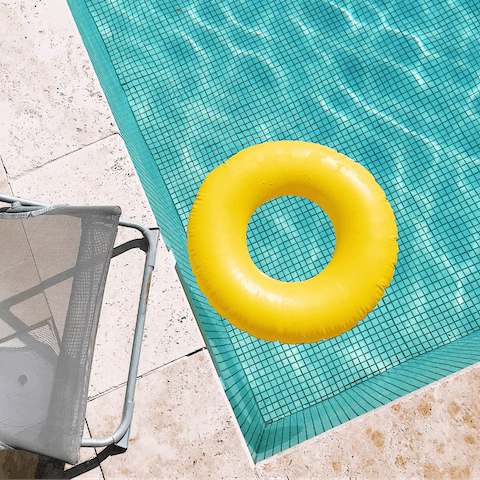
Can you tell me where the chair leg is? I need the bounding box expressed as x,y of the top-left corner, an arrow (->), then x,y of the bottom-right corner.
113,426 -> 130,451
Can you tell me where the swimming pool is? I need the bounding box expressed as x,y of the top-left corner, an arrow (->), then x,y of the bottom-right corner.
69,0 -> 480,461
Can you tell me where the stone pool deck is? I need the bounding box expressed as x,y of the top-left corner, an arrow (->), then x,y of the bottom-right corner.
1,0 -> 479,478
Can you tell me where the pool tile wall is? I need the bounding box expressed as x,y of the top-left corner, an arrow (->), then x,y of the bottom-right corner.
68,0 -> 480,461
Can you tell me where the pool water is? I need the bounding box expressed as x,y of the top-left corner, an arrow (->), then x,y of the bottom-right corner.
70,0 -> 480,461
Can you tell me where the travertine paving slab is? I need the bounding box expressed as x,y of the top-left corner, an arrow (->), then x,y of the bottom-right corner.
11,134 -> 153,222
11,135 -> 204,397
0,0 -> 117,179
85,350 -> 256,479
256,362 -> 480,479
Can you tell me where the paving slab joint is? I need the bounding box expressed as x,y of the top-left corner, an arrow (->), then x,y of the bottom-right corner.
87,347 -> 209,403
7,133 -> 124,182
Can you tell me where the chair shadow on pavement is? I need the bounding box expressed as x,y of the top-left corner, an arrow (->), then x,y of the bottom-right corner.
0,444 -> 125,479
0,449 -> 38,479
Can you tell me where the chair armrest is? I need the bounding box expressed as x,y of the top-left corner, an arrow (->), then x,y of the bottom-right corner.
81,221 -> 159,449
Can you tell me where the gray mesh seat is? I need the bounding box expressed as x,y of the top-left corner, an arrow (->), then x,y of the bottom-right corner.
0,195 -> 159,465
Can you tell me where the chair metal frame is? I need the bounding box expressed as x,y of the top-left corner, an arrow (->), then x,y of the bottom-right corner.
0,193 -> 160,452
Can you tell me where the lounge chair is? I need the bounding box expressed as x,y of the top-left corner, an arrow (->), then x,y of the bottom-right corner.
0,193 -> 159,466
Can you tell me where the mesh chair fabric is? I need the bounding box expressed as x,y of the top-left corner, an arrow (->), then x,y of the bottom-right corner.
0,205 -> 121,464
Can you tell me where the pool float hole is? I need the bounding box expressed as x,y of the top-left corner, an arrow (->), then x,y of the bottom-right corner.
246,195 -> 336,282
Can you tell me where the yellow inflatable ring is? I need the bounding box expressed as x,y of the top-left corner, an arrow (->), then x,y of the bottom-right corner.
187,141 -> 398,344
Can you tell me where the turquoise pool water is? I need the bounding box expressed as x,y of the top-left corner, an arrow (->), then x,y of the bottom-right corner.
70,0 -> 480,461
